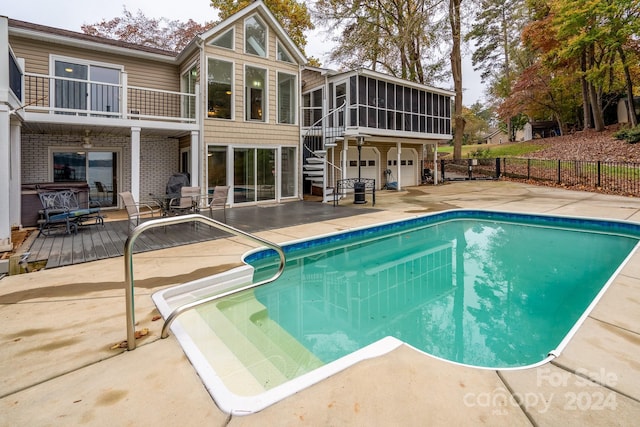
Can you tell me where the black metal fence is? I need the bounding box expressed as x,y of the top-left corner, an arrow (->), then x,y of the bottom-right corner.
439,158 -> 640,196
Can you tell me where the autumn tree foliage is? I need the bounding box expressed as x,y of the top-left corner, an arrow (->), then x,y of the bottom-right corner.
494,0 -> 640,134
81,7 -> 214,52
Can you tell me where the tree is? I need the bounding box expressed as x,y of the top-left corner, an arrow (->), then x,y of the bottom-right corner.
313,0 -> 447,84
450,0 -> 465,159
82,7 -> 214,52
466,0 -> 528,141
546,0 -> 640,130
210,0 -> 313,52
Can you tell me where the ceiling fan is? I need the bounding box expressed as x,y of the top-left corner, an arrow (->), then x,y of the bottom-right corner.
81,130 -> 93,149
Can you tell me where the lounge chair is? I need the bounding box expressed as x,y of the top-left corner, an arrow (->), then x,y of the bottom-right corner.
119,191 -> 162,230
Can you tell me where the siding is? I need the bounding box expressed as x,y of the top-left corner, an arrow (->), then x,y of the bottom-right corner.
302,69 -> 326,92
201,14 -> 301,147
9,36 -> 180,91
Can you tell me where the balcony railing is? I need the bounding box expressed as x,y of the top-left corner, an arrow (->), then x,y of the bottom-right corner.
23,73 -> 197,124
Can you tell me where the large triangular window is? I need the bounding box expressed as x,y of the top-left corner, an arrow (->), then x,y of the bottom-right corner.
277,41 -> 294,63
209,28 -> 234,50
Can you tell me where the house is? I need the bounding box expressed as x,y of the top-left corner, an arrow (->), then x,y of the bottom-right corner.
0,0 -> 453,252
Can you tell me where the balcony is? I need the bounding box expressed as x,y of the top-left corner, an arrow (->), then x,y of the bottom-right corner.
22,73 -> 198,127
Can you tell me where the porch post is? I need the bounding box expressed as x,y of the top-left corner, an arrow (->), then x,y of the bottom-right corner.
342,138 -> 348,181
396,142 -> 402,191
190,130 -> 199,187
0,17 -> 11,250
0,105 -> 11,251
433,144 -> 438,185
10,120 -> 21,227
130,127 -> 141,202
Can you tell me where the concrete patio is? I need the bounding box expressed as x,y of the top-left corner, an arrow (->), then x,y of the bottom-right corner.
1,180 -> 640,426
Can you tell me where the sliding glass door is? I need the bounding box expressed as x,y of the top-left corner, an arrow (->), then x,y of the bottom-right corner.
232,148 -> 276,203
53,150 -> 119,207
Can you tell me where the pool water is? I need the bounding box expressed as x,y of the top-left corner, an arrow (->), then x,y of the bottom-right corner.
156,210 -> 640,413
246,217 -> 638,369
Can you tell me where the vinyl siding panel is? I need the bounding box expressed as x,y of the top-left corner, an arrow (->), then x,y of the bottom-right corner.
302,69 -> 326,92
9,35 -> 180,91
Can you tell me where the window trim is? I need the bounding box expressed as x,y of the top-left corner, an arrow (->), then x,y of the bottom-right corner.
206,56 -> 235,120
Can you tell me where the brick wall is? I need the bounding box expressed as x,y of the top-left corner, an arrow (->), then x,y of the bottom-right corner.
20,133 -> 179,204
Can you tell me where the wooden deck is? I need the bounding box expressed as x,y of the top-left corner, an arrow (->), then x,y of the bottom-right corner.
25,202 -> 374,269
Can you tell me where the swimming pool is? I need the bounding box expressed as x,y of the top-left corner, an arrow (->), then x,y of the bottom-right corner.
152,209 -> 640,414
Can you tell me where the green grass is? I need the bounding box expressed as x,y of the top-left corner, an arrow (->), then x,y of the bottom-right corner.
438,142 -> 547,158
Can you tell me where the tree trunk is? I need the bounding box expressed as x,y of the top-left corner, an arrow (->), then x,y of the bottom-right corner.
580,50 -> 592,130
587,45 -> 605,131
450,0 -> 464,160
619,47 -> 638,127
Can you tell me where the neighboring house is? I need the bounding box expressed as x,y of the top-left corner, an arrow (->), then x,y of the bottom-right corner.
0,0 -> 453,252
483,128 -> 508,145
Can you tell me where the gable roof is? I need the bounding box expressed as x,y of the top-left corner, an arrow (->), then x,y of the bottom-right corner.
197,0 -> 306,64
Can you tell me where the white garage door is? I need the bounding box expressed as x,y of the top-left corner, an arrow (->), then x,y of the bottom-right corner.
387,148 -> 418,186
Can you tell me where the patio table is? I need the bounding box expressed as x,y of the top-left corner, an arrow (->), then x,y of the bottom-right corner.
148,193 -> 179,216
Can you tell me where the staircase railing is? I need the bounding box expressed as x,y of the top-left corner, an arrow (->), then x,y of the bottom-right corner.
123,213 -> 286,350
302,102 -> 347,201
301,100 -> 347,157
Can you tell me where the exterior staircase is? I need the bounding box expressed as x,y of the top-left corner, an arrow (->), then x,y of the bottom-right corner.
302,102 -> 346,202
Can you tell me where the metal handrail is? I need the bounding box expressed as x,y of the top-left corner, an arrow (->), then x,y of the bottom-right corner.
124,213 -> 286,350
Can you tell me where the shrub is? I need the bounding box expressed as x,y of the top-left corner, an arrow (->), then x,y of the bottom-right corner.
614,125 -> 640,144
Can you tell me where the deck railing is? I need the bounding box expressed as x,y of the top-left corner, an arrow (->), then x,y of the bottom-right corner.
22,72 -> 197,123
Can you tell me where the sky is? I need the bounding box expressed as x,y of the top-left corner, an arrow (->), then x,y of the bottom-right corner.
2,0 -> 485,105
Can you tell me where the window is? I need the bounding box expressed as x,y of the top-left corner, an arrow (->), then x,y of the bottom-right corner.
207,58 -> 233,119
210,28 -> 234,49
53,58 -> 121,115
302,88 -> 323,126
181,65 -> 197,119
277,41 -> 294,63
281,147 -> 296,197
277,72 -> 297,124
207,146 -> 227,188
53,150 -> 119,207
345,73 -> 451,135
245,66 -> 266,121
245,16 -> 267,57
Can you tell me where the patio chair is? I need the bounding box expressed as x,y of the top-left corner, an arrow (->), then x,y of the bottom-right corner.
95,181 -> 113,202
119,191 -> 162,230
169,186 -> 200,215
203,186 -> 230,222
